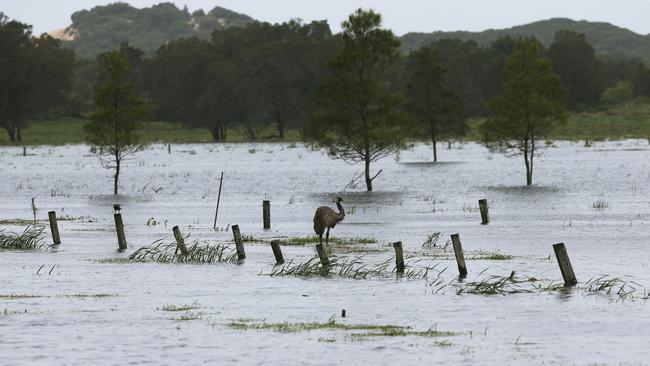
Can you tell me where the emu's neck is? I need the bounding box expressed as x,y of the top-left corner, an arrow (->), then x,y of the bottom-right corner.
336,201 -> 345,218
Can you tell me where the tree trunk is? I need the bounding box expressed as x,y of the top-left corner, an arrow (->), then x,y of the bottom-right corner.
114,158 -> 120,195
364,157 -> 373,192
523,139 -> 532,186
5,126 -> 22,143
432,136 -> 438,162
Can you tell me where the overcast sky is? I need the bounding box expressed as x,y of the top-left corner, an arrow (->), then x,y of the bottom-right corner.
2,0 -> 650,36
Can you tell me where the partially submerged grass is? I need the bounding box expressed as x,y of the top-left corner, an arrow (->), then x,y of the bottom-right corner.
173,311 -> 205,321
469,250 -> 514,261
160,301 -> 201,312
128,239 -> 238,263
456,271 -> 536,295
228,318 -> 458,339
64,293 -> 116,299
0,226 -> 47,250
275,236 -> 377,246
0,294 -> 46,299
583,275 -> 644,299
592,199 -> 609,210
269,255 -> 439,280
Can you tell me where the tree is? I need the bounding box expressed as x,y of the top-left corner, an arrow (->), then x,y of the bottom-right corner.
0,16 -> 74,142
85,51 -> 150,195
305,9 -> 407,192
480,39 -> 567,186
406,46 -> 466,162
547,30 -> 603,109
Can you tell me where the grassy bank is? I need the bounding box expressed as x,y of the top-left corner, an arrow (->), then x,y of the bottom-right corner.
0,118 -> 303,146
2,110 -> 649,146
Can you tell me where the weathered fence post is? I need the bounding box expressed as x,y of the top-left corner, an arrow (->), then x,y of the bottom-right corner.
553,243 -> 577,286
172,226 -> 189,256
270,240 -> 284,264
393,241 -> 405,274
341,309 -> 346,318
213,171 -> 224,229
450,234 -> 468,277
478,199 -> 489,225
232,224 -> 245,260
167,143 -> 171,154
23,146 -> 27,156
48,211 -> 61,245
114,213 -> 127,251
316,244 -> 330,267
263,200 -> 271,229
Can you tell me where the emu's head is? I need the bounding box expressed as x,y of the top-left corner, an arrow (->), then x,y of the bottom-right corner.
335,197 -> 343,203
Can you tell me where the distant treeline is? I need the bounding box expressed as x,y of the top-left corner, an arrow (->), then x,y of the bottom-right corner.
2,11 -> 650,143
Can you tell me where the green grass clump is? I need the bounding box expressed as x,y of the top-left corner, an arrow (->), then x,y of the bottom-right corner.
469,250 -> 514,261
583,275 -> 643,299
173,312 -> 205,321
128,239 -> 238,263
229,318 -> 457,339
0,226 -> 47,250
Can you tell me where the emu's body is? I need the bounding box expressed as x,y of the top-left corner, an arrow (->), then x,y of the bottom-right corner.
313,198 -> 345,245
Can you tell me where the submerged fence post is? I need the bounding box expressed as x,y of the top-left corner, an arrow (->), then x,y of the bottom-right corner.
172,226 -> 189,256
393,241 -> 405,274
263,200 -> 271,229
451,234 -> 468,277
478,199 -> 489,225
232,224 -> 245,260
553,243 -> 577,286
114,213 -> 127,251
48,211 -> 61,245
315,244 -> 330,268
270,240 -> 284,264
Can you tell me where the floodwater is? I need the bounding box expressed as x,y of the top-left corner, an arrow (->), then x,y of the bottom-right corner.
1,140 -> 649,365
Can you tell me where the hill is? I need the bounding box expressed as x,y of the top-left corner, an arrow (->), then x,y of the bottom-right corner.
400,18 -> 650,63
55,2 -> 254,58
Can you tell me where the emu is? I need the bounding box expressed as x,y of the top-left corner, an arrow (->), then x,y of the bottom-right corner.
313,197 -> 345,245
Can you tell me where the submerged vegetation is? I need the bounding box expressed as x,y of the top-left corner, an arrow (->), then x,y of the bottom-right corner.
228,318 -> 458,339
128,239 -> 238,263
275,236 -> 377,246
0,226 -> 47,250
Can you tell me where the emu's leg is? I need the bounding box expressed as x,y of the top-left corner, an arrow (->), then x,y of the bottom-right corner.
325,228 -> 330,246
319,234 -> 323,245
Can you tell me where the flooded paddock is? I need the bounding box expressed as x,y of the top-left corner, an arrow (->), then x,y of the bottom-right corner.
1,140 -> 649,365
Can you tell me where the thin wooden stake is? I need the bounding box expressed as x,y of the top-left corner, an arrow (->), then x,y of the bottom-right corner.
114,213 -> 127,251
263,200 -> 271,229
167,143 -> 171,154
393,241 -> 405,273
270,240 -> 284,264
213,172 -> 224,229
341,309 -> 346,318
451,234 -> 468,277
232,224 -> 245,260
48,211 -> 61,245
31,198 -> 37,222
478,199 -> 489,225
23,146 -> 27,156
172,226 -> 189,256
553,243 -> 577,286
316,244 -> 330,267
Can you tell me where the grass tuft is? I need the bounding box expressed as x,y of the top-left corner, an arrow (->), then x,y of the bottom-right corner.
128,239 -> 238,263
0,226 -> 47,250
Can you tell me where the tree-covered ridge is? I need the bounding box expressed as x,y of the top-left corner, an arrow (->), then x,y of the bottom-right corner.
401,18 -> 650,63
62,2 -> 254,58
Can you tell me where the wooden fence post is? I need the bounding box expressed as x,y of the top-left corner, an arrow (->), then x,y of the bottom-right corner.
263,200 -> 271,229
48,211 -> 61,245
316,244 -> 330,268
451,234 -> 468,277
393,241 -> 405,274
114,213 -> 127,251
270,240 -> 284,264
553,243 -> 577,286
478,199 -> 489,225
232,224 -> 245,260
172,226 -> 189,256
